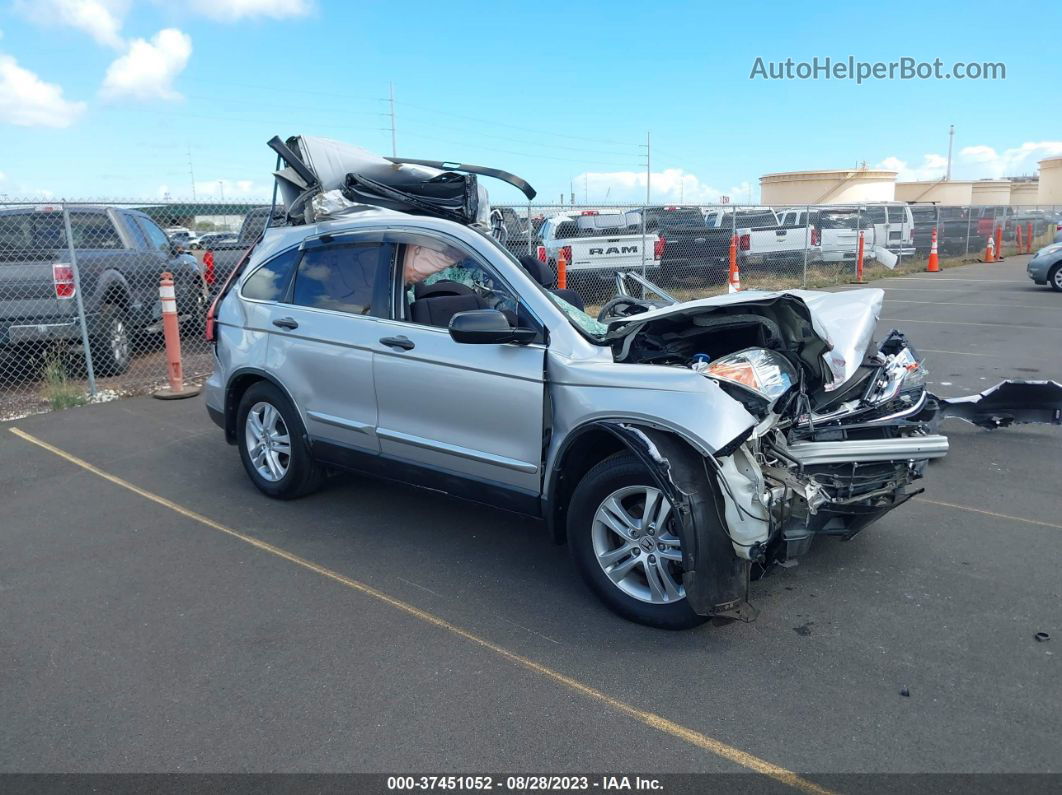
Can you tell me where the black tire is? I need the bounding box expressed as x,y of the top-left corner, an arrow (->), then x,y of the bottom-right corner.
236,381 -> 323,499
567,453 -> 708,630
1049,264 -> 1062,293
89,303 -> 131,376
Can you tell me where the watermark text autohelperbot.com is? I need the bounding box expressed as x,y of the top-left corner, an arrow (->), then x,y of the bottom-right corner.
750,56 -> 1005,83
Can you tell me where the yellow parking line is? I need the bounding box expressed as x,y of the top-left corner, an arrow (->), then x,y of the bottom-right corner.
915,497 -> 1062,531
8,426 -> 831,795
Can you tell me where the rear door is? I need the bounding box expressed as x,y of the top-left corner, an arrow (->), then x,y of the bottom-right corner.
263,234 -> 392,455
371,230 -> 547,501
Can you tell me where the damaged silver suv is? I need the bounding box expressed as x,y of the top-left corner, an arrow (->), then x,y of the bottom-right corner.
203,136 -> 1062,629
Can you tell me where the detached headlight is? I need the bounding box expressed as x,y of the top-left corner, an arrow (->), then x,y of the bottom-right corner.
699,348 -> 797,409
865,346 -> 926,406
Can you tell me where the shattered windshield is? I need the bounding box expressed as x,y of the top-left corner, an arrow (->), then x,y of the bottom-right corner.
547,292 -> 609,337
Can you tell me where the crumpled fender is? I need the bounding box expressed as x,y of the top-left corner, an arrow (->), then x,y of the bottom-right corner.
929,380 -> 1062,430
591,422 -> 755,621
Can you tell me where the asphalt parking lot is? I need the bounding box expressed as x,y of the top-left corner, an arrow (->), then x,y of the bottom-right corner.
1,254 -> 1059,785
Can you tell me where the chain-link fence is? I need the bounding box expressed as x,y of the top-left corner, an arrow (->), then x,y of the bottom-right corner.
1,199 -> 1059,419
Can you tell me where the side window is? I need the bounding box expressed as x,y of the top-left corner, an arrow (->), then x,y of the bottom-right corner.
123,214 -> 150,249
399,238 -> 525,330
68,213 -> 123,249
137,217 -> 171,254
242,247 -> 300,302
886,205 -> 907,223
863,206 -> 887,225
291,241 -> 392,316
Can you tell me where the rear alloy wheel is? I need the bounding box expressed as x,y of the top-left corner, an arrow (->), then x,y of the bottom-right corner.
568,454 -> 707,629
90,303 -> 131,376
237,381 -> 323,499
1049,264 -> 1062,293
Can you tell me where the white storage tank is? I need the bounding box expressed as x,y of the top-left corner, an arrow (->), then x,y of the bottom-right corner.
760,169 -> 897,205
1009,181 -> 1039,207
1038,157 -> 1062,206
895,180 -> 975,204
970,180 -> 1011,206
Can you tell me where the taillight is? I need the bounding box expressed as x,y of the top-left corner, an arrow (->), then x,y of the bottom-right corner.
811,226 -> 821,247
205,294 -> 220,343
653,236 -> 665,260
53,263 -> 75,299
537,245 -> 547,263
203,249 -> 216,285
738,233 -> 751,252
560,245 -> 572,263
206,244 -> 256,343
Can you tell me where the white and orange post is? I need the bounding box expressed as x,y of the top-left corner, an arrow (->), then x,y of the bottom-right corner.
727,234 -> 741,293
1026,222 -> 1034,254
154,272 -> 200,399
852,229 -> 866,283
994,225 -> 1004,261
556,250 -> 568,290
1016,223 -> 1024,255
926,226 -> 940,272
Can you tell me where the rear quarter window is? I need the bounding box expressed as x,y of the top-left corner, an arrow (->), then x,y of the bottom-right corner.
242,247 -> 300,302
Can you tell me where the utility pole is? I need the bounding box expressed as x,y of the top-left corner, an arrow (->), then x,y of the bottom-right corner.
187,145 -> 197,201
218,180 -> 225,200
638,131 -> 651,203
945,124 -> 955,181
388,82 -> 397,158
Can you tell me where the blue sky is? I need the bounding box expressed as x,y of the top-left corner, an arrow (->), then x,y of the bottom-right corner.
1,0 -> 1059,205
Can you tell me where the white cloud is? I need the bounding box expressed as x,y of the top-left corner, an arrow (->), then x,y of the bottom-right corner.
101,28 -> 192,101
14,0 -> 128,49
194,178 -> 269,198
185,0 -> 313,21
573,168 -> 749,205
957,141 -> 1062,179
876,153 -> 948,181
0,54 -> 87,127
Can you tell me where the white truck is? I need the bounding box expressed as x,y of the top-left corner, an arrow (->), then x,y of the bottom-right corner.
778,204 -> 915,265
702,207 -> 809,268
536,210 -> 662,286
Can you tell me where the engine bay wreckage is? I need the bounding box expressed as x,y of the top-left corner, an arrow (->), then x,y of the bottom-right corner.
262,134 -> 1062,621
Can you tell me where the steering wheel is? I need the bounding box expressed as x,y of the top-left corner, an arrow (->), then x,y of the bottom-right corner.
596,296 -> 661,323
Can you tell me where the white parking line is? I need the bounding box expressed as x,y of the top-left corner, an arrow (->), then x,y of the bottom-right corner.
879,318 -> 1062,331
886,300 -> 1056,310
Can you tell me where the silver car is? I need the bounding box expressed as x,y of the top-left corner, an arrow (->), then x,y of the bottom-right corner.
203,136 -> 1062,629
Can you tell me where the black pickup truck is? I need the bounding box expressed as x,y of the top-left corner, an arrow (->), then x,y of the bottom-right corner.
909,205 -> 973,257
641,206 -> 724,281
0,206 -> 205,375
201,205 -> 286,291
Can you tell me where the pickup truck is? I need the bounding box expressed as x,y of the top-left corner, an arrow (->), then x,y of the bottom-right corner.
642,206 -> 725,281
536,210 -> 662,290
0,206 -> 205,375
795,204 -> 915,264
909,205 -> 972,256
703,207 -> 809,269
201,205 -> 286,292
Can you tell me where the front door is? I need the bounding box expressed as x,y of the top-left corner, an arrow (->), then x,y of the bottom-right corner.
371,232 -> 547,502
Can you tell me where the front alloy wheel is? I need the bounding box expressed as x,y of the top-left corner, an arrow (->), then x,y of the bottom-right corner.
568,453 -> 707,629
591,485 -> 685,604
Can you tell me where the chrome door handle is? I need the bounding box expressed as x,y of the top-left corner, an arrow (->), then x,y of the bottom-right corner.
379,335 -> 415,351
273,317 -> 298,330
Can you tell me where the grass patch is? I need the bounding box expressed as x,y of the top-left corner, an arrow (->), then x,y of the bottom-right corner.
41,353 -> 87,410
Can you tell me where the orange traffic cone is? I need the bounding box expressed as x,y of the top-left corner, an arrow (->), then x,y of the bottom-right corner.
926,227 -> 940,272
727,234 -> 741,293
982,235 -> 995,263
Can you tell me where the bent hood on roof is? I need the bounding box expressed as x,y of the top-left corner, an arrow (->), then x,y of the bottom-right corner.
267,135 -> 535,228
